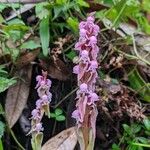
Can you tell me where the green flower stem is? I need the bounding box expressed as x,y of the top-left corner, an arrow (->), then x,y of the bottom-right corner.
132,142 -> 150,147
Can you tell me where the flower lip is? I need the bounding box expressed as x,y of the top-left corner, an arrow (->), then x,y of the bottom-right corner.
46,79 -> 52,87
90,60 -> 98,69
36,75 -> 42,81
34,123 -> 43,132
31,109 -> 41,120
72,110 -> 79,119
73,65 -> 79,74
87,16 -> 95,22
36,99 -> 42,108
81,50 -> 89,58
31,109 -> 39,116
90,36 -> 97,44
89,92 -> 99,101
40,80 -> 45,86
80,28 -> 86,37
42,95 -> 48,101
80,83 -> 88,92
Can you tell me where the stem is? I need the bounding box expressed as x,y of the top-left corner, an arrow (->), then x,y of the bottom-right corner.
132,34 -> 150,65
0,138 -> 3,150
52,120 -> 57,136
9,128 -> 25,150
0,104 -> 25,150
111,2 -> 126,28
54,87 -> 78,108
132,142 -> 150,147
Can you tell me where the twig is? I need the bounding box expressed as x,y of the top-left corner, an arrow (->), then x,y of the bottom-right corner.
111,2 -> 126,28
6,4 -> 35,21
0,105 -> 25,150
0,0 -> 44,3
132,34 -> 150,66
54,87 -> 78,108
9,128 -> 25,150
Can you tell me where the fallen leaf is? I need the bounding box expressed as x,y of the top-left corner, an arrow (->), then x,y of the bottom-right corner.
39,57 -> 70,81
5,65 -> 32,128
15,49 -> 40,68
41,127 -> 77,150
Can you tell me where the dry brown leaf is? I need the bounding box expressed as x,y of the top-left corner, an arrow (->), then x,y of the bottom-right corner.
39,57 -> 70,81
5,65 -> 32,128
41,127 -> 77,150
15,49 -> 40,68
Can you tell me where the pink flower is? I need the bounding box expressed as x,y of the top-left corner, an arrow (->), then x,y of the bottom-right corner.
72,110 -> 81,122
87,60 -> 98,72
72,13 -> 100,149
80,28 -> 87,37
33,123 -> 44,133
87,16 -> 95,22
87,92 -> 99,105
30,71 -> 52,135
73,65 -> 79,74
80,83 -> 88,93
31,109 -> 41,120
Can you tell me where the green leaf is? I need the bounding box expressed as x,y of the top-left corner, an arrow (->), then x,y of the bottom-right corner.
0,14 -> 4,23
53,6 -> 63,20
56,115 -> 66,121
0,77 -> 16,93
136,15 -> 150,34
65,50 -> 77,60
143,118 -> 150,131
7,30 -> 24,42
131,124 -> 141,134
56,0 -> 67,5
4,24 -> 29,41
137,137 -> 149,144
95,10 -> 107,20
4,24 -> 28,32
10,48 -> 20,62
0,65 -> 8,75
0,3 -> 20,13
0,138 -> 3,150
77,0 -> 89,7
40,16 -> 50,56
131,142 -> 150,148
0,4 -> 7,12
127,144 -> 138,150
106,0 -> 127,27
35,2 -> 50,20
145,130 -> 150,136
106,0 -> 140,27
142,0 -> 150,12
112,143 -> 121,150
0,121 -> 5,138
128,69 -> 150,102
7,18 -> 25,25
123,124 -> 132,135
20,40 -> 41,50
98,70 -> 106,79
50,113 -> 56,118
103,0 -> 114,5
55,108 -> 63,116
67,17 -> 79,32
